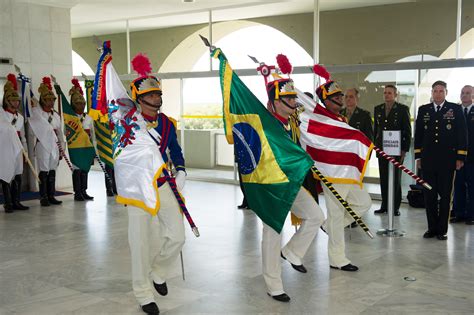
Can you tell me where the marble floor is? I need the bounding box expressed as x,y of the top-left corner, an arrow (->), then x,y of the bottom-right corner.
0,171 -> 473,315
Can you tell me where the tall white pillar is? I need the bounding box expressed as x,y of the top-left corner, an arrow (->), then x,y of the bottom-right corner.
0,0 -> 74,190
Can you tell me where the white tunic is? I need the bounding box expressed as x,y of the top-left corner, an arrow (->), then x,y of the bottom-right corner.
35,109 -> 63,172
2,110 -> 26,175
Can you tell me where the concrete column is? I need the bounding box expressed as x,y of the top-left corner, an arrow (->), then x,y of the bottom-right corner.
0,0 -> 73,190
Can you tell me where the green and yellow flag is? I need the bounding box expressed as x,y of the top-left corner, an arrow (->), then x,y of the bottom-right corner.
213,48 -> 314,233
55,85 -> 96,172
85,80 -> 114,168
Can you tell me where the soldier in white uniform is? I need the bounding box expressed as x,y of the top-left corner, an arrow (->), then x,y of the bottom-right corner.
316,80 -> 372,272
69,79 -> 94,201
1,74 -> 29,212
34,77 -> 64,206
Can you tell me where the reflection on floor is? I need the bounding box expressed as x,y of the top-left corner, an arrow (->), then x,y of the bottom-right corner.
0,171 -> 473,314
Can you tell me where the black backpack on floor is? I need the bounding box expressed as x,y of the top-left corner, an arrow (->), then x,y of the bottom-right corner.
407,184 -> 425,208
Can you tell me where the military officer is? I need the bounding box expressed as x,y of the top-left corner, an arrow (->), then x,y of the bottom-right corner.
415,80 -> 467,240
373,85 -> 411,216
341,88 -> 373,141
451,85 -> 473,225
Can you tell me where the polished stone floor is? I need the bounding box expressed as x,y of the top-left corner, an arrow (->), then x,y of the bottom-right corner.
1,171 -> 473,314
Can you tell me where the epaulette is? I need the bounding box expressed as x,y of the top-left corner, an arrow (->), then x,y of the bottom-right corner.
168,116 -> 178,129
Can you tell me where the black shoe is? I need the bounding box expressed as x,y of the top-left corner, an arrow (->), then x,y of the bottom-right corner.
330,264 -> 359,272
74,193 -> 85,201
141,302 -> 159,315
394,210 -> 400,216
237,204 -> 249,209
153,281 -> 168,296
423,231 -> 436,238
12,201 -> 29,210
465,220 -> 474,225
48,197 -> 62,205
82,191 -> 94,200
40,198 -> 50,207
267,293 -> 290,302
437,234 -> 448,240
4,204 -> 14,213
450,217 -> 465,223
281,252 -> 307,273
374,209 -> 387,214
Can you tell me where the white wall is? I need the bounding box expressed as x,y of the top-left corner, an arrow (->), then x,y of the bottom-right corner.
0,0 -> 73,190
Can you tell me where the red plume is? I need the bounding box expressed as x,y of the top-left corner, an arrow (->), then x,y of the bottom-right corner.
131,53 -> 152,77
276,54 -> 292,75
71,78 -> 83,95
6,73 -> 18,91
42,77 -> 53,91
312,64 -> 331,81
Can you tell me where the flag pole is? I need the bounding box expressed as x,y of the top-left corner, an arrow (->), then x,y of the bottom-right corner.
22,150 -> 40,183
56,140 -> 73,172
94,152 -> 114,188
311,166 -> 374,239
373,146 -> 431,190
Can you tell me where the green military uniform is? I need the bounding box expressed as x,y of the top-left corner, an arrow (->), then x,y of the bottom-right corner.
341,107 -> 373,141
373,102 -> 411,214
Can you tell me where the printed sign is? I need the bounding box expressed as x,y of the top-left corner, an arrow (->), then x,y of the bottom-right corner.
383,130 -> 401,156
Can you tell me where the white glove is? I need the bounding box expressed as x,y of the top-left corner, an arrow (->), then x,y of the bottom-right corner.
175,170 -> 186,191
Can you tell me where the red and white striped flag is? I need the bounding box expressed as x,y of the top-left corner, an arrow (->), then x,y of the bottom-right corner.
297,90 -> 373,186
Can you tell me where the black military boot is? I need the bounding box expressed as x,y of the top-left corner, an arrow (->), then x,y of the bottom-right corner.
1,180 -> 14,213
105,165 -> 117,196
11,175 -> 29,210
80,171 -> 93,200
39,171 -> 50,207
73,170 -> 84,201
105,172 -> 114,197
47,170 -> 62,205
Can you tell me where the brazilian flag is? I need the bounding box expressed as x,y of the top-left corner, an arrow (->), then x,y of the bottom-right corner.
85,80 -> 114,168
213,48 -> 314,233
55,85 -> 96,172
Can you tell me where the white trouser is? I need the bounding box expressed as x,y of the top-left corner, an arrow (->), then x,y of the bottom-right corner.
35,141 -> 59,172
322,183 -> 371,267
262,187 -> 325,295
128,182 -> 185,306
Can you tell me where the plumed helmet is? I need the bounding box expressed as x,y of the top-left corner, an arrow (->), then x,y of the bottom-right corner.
3,73 -> 20,106
129,53 -> 162,101
38,77 -> 57,104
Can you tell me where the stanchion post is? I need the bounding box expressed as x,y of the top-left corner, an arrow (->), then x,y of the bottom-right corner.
377,130 -> 405,237
388,162 -> 394,233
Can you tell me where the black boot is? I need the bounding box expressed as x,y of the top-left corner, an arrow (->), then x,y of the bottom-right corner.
105,165 -> 117,195
11,175 -> 29,210
80,171 -> 93,200
73,170 -> 84,201
1,180 -> 14,213
47,170 -> 62,205
105,170 -> 114,197
39,171 -> 50,207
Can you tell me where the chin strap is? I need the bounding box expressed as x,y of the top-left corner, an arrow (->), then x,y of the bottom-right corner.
280,98 -> 297,110
140,98 -> 162,109
328,96 -> 343,107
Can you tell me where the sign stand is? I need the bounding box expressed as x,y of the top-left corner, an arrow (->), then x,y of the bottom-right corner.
377,130 -> 405,237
